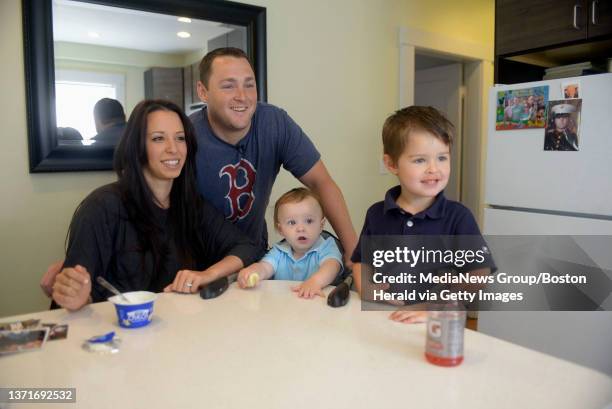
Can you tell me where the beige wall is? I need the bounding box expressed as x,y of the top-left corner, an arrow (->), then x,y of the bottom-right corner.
242,0 -> 494,244
401,0 -> 494,46
0,0 -> 494,316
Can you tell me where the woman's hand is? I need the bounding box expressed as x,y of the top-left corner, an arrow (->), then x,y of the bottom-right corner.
52,265 -> 92,311
41,260 -> 64,298
164,269 -> 216,294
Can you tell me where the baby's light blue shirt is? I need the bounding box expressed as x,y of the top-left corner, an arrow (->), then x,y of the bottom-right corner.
262,236 -> 343,281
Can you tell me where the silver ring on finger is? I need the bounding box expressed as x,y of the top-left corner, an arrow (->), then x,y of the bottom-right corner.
185,282 -> 193,288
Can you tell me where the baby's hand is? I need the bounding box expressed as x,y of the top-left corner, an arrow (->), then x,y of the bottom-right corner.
237,266 -> 260,289
291,278 -> 324,299
389,309 -> 428,324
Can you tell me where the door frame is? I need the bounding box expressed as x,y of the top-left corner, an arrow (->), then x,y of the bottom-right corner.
398,26 -> 494,224
414,62 -> 463,202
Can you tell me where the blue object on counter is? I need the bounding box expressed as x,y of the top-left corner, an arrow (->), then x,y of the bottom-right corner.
108,291 -> 157,329
87,332 -> 115,343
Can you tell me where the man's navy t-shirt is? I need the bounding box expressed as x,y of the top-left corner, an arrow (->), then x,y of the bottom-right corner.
190,103 -> 320,251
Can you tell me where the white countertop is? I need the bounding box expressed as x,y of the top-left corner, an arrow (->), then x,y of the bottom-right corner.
1,281 -> 611,409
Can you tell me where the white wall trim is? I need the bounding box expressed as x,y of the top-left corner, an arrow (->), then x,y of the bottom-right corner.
398,26 -> 493,63
398,43 -> 415,108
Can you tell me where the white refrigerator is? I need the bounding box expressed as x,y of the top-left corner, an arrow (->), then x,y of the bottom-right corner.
478,72 -> 612,376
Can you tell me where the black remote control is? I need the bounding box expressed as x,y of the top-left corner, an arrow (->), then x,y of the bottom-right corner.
199,276 -> 229,300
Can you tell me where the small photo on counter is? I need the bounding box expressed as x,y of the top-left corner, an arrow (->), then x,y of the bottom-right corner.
0,327 -> 49,355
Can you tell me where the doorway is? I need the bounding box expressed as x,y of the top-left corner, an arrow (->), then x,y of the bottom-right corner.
414,52 -> 464,202
398,27 -> 493,223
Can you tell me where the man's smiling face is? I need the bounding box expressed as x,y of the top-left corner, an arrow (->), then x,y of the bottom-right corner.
197,56 -> 257,143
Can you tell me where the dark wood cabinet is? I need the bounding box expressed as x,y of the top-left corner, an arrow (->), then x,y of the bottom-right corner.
588,0 -> 612,38
207,28 -> 247,53
496,0 -> 612,55
183,62 -> 203,115
496,0 -> 588,55
495,0 -> 612,84
144,68 -> 184,109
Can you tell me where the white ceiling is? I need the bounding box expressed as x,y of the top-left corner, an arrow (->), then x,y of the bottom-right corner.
52,0 -> 237,54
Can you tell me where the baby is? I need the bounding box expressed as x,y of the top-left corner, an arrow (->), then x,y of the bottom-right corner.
238,188 -> 343,298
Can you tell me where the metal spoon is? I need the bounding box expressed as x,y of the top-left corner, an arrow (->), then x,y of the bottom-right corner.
96,276 -> 132,304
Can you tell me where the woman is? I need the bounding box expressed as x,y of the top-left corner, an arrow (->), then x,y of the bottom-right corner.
52,100 -> 261,310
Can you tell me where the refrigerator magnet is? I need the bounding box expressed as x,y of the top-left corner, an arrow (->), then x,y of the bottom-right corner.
496,86 -> 549,130
544,99 -> 582,151
562,80 -> 580,99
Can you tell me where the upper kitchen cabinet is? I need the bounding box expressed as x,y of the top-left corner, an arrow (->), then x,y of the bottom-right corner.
144,68 -> 184,109
588,0 -> 612,38
495,0 -> 612,83
208,28 -> 248,53
496,0 -> 587,55
496,0 -> 612,56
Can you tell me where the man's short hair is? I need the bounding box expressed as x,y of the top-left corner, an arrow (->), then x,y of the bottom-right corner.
94,98 -> 126,125
382,106 -> 454,163
198,47 -> 254,87
273,187 -> 323,225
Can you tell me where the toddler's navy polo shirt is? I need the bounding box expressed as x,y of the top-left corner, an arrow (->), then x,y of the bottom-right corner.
351,185 -> 485,263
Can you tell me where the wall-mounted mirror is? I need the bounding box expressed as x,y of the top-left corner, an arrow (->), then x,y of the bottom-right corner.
23,0 -> 266,172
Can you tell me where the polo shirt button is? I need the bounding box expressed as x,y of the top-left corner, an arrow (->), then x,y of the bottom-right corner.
406,220 -> 414,227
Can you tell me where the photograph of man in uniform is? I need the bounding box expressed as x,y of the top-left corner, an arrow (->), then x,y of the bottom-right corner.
544,100 -> 581,151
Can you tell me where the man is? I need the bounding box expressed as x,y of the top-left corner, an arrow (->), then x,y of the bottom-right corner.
41,48 -> 357,296
190,47 -> 356,257
544,103 -> 579,151
91,98 -> 126,145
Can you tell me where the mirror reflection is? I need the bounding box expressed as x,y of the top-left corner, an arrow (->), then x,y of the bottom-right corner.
52,0 -> 247,146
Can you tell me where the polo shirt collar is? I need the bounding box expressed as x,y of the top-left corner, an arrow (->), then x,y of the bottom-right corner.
274,236 -> 326,260
383,185 -> 447,220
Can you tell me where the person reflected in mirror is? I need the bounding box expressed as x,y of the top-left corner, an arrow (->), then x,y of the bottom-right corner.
237,188 -> 343,298
91,98 -> 127,146
56,126 -> 83,145
52,99 -> 261,311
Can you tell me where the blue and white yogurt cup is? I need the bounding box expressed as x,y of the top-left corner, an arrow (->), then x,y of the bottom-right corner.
108,291 -> 157,329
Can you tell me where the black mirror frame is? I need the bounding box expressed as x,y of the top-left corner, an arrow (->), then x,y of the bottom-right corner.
22,0 -> 267,172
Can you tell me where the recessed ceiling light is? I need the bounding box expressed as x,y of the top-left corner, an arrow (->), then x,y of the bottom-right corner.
88,31 -> 100,38
177,31 -> 191,38
177,17 -> 192,23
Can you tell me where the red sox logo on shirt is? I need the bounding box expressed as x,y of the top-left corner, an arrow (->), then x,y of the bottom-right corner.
219,159 -> 257,221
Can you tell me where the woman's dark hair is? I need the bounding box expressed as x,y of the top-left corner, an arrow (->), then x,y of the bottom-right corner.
113,99 -> 203,275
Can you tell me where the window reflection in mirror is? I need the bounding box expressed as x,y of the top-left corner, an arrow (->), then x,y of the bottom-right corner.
52,0 -> 247,147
